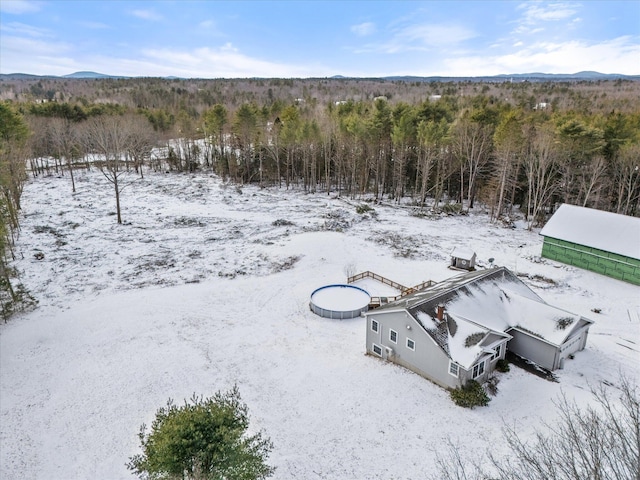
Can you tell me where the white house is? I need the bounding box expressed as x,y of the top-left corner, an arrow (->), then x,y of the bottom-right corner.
365,267 -> 593,389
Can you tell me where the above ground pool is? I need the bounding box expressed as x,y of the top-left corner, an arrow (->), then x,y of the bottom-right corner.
309,284 -> 371,319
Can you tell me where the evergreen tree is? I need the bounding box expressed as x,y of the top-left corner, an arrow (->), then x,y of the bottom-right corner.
128,387 -> 275,480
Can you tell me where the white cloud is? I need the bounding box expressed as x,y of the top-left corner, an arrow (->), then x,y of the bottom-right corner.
138,43 -> 326,78
1,21 -> 51,37
398,23 -> 476,47
442,36 -> 640,76
130,9 -> 163,21
513,1 -> 580,34
0,27 -> 330,78
355,22 -> 477,55
0,35 -> 74,74
0,0 -> 41,14
512,25 -> 544,35
351,22 -> 376,37
517,1 -> 580,23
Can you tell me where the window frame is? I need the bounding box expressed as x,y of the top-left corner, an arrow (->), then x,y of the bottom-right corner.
472,360 -> 486,378
389,329 -> 398,344
371,319 -> 379,333
449,361 -> 459,378
406,338 -> 415,351
490,344 -> 502,361
372,344 -> 382,357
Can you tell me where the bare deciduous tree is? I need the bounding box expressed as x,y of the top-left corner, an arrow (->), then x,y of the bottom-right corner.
82,115 -> 138,224
431,377 -> 639,480
492,111 -> 524,221
47,118 -> 82,192
524,125 -> 560,230
452,114 -> 493,210
613,143 -> 640,216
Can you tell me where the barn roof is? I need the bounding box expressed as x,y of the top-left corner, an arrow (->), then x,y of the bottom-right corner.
540,204 -> 640,260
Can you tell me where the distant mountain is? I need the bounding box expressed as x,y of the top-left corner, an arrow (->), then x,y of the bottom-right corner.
63,71 -> 114,79
0,71 -> 637,82
0,71 -> 123,80
0,73 -> 57,80
384,72 -> 639,82
494,71 -> 633,80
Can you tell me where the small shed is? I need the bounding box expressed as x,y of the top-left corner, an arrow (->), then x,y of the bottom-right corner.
450,247 -> 476,271
540,204 -> 640,285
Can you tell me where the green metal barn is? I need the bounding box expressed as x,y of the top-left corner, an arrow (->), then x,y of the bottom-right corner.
540,204 -> 640,285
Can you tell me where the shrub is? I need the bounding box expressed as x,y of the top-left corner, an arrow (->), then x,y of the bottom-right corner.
496,358 -> 510,372
272,219 -> 294,227
440,203 -> 463,215
450,380 -> 490,408
356,204 -> 374,214
485,374 -> 500,396
127,386 -> 274,480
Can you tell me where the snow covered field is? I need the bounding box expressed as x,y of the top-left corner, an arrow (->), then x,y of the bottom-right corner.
1,170 -> 639,479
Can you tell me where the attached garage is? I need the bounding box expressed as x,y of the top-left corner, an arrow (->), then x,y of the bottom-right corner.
540,204 -> 640,285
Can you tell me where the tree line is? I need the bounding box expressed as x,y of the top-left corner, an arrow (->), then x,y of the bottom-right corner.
19,85 -> 640,222
0,102 -> 35,320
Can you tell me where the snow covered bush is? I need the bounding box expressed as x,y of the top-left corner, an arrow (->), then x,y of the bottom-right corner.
127,386 -> 274,480
496,359 -> 510,373
450,380 -> 490,408
355,203 -> 375,215
485,374 -> 500,396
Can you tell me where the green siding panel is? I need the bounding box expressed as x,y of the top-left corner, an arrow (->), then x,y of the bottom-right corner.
542,237 -> 640,285
623,272 -> 640,285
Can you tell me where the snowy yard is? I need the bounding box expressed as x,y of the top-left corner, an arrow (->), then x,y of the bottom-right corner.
1,170 -> 639,479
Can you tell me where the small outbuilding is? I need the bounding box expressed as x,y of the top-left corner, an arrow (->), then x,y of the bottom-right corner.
540,204 -> 640,285
450,247 -> 476,271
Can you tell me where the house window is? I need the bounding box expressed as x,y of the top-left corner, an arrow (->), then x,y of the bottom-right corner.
472,360 -> 485,378
491,344 -> 502,361
371,319 -> 379,333
372,344 -> 382,357
449,362 -> 459,377
389,329 -> 398,344
406,338 -> 415,351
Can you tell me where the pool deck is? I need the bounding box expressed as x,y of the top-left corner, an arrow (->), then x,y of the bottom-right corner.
351,278 -> 400,298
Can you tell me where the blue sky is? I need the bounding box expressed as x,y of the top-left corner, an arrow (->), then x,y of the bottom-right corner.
1,0 -> 638,77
